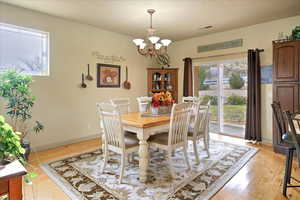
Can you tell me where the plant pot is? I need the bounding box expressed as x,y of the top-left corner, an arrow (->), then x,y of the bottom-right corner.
0,159 -> 10,170
22,141 -> 31,161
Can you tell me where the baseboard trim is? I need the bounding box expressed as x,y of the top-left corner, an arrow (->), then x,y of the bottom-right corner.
30,133 -> 273,152
31,133 -> 101,152
262,138 -> 272,146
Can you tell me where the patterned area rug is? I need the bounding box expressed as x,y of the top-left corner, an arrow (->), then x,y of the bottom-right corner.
40,140 -> 258,200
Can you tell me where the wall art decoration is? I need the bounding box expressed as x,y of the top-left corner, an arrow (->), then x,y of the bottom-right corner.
80,73 -> 87,88
92,51 -> 126,64
97,63 -> 120,88
86,64 -> 93,81
261,64 -> 272,84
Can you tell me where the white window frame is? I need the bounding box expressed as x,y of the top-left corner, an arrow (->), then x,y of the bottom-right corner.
193,57 -> 247,134
0,22 -> 50,76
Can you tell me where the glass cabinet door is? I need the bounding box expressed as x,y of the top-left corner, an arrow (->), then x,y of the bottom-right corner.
152,72 -> 162,90
163,72 -> 173,91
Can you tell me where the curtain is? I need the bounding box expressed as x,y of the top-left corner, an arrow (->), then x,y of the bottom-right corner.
183,57 -> 193,96
245,49 -> 261,141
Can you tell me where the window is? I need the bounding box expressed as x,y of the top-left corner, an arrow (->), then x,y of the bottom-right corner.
0,23 -> 49,75
194,58 -> 247,138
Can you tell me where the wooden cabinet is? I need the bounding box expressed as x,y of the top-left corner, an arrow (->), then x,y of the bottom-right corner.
273,40 -> 300,153
273,41 -> 299,82
273,83 -> 299,153
147,68 -> 178,102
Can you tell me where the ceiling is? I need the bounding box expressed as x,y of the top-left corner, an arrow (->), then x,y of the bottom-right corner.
1,0 -> 300,41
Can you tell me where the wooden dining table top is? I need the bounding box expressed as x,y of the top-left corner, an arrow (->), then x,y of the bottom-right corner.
121,112 -> 170,128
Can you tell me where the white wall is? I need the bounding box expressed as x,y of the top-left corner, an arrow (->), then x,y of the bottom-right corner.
169,15 -> 300,144
0,3 -> 150,150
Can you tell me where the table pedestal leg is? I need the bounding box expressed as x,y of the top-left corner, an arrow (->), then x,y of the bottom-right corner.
137,132 -> 149,183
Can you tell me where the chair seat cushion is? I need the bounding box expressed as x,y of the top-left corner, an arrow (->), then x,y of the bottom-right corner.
282,133 -> 300,145
149,132 -> 169,145
125,134 -> 139,148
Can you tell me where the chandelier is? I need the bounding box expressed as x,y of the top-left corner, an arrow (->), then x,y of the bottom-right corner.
133,9 -> 172,57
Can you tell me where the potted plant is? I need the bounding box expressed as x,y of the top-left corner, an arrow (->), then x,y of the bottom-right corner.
0,70 -> 44,160
0,115 -> 25,168
151,91 -> 174,115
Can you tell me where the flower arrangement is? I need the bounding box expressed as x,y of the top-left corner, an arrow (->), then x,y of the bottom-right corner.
151,91 -> 174,108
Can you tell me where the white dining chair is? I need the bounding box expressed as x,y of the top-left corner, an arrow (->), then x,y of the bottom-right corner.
110,98 -> 131,114
97,103 -> 139,184
200,99 -> 211,143
182,96 -> 199,103
137,96 -> 152,113
149,103 -> 192,177
187,101 -> 211,164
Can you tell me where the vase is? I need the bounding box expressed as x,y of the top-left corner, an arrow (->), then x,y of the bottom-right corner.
151,107 -> 159,115
159,106 -> 171,114
158,106 -> 167,114
139,103 -> 149,113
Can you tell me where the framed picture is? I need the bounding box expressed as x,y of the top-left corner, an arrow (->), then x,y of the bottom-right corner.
261,64 -> 272,84
97,63 -> 121,88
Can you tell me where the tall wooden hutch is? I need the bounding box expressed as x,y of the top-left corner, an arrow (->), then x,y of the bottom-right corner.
147,68 -> 178,102
272,39 -> 300,153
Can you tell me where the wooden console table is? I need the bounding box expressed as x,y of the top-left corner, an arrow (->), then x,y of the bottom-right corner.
0,160 -> 27,200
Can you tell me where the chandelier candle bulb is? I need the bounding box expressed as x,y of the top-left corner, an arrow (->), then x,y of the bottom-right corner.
161,39 -> 172,46
148,36 -> 160,44
155,43 -> 162,50
133,39 -> 144,46
140,43 -> 147,49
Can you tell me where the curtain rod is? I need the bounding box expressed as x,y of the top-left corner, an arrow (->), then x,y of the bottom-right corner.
189,49 -> 264,60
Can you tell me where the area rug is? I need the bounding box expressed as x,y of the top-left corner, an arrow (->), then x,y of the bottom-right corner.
40,140 -> 258,200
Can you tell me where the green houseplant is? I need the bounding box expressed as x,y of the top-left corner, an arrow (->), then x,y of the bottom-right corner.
0,70 -> 44,160
199,67 -> 210,90
229,73 -> 245,89
0,114 -> 38,188
227,95 -> 247,105
0,115 -> 25,166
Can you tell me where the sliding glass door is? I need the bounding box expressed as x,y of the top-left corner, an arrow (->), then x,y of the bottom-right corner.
194,58 -> 247,138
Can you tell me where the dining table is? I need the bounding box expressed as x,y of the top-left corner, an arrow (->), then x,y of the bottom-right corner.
121,112 -> 170,183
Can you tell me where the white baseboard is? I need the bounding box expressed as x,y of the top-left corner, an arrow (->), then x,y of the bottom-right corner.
262,138 -> 272,146
31,134 -> 101,152
30,133 -> 273,152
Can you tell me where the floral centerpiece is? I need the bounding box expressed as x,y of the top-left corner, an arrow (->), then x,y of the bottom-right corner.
151,91 -> 174,114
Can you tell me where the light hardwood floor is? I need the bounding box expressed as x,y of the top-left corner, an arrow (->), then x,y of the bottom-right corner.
24,134 -> 300,200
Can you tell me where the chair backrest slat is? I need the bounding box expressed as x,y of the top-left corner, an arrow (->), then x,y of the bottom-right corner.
271,101 -> 287,135
182,96 -> 199,103
168,103 -> 192,146
285,110 -> 300,166
137,96 -> 152,113
97,103 -> 124,149
111,98 -> 131,114
192,100 -> 210,136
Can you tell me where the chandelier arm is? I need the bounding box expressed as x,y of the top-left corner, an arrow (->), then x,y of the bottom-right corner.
163,46 -> 168,55
137,47 -> 148,56
155,49 -> 162,56
156,46 -> 167,56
